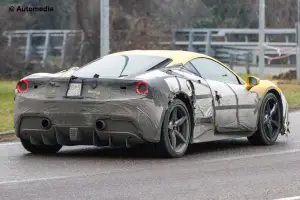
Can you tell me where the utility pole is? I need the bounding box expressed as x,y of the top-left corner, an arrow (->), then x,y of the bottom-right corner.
296,0 -> 300,80
100,0 -> 110,57
258,0 -> 265,79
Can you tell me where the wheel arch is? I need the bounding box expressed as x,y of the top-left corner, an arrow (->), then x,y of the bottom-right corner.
174,92 -> 195,142
251,80 -> 283,122
253,87 -> 284,132
266,89 -> 283,128
249,88 -> 284,145
164,75 -> 196,143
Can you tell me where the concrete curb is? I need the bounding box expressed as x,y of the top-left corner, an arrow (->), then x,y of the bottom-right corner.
0,130 -> 14,137
289,108 -> 300,112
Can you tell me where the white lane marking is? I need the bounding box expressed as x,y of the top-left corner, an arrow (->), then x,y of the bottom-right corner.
1,148 -> 300,186
273,196 -> 300,200
0,176 -> 69,185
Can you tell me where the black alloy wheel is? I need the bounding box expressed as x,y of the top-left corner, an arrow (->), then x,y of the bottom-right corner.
248,93 -> 281,145
158,98 -> 191,158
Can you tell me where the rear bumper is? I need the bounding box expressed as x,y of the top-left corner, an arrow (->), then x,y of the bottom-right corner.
14,96 -> 165,146
18,123 -> 145,147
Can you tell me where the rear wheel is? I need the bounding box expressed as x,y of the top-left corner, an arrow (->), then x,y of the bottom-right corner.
247,93 -> 281,145
20,138 -> 62,154
156,99 -> 191,158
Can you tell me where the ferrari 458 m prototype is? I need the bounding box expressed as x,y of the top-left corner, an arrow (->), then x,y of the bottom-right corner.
14,50 -> 290,158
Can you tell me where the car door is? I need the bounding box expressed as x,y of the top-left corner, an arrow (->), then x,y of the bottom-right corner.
226,83 -> 259,132
189,58 -> 258,133
176,62 -> 215,141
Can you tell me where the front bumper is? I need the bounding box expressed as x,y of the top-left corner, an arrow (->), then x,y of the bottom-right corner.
14,96 -> 165,146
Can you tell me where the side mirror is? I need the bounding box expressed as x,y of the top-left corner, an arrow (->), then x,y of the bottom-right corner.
245,76 -> 260,90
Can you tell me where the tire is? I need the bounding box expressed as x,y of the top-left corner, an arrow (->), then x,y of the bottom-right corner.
155,98 -> 191,158
20,138 -> 62,154
247,93 -> 282,145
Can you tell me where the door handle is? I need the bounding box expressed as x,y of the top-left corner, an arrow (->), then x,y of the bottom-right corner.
215,91 -> 222,104
215,91 -> 222,99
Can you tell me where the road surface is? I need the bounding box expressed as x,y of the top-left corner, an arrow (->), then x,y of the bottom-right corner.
1,112 -> 300,200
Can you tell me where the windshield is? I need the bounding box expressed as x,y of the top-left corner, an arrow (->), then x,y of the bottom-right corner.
73,54 -> 171,78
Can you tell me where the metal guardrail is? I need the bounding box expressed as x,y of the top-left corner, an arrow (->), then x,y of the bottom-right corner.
164,28 -> 297,65
3,30 -> 84,68
215,47 -> 252,74
2,28 -> 298,67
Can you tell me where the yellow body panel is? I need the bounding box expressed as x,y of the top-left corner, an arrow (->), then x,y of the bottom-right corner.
111,50 -> 282,97
250,80 -> 281,97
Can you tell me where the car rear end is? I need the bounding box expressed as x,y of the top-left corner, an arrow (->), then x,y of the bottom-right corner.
14,54 -> 173,148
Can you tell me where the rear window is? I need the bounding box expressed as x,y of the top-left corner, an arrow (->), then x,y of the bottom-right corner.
73,54 -> 171,78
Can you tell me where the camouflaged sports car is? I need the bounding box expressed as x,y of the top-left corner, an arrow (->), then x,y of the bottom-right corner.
14,50 -> 290,158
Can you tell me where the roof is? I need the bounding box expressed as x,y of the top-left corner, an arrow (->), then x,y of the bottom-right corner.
111,50 -> 211,65
110,50 -> 244,82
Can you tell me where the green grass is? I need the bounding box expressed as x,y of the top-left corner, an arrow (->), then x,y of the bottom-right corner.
48,56 -> 61,66
0,75 -> 300,132
0,81 -> 16,132
238,73 -> 300,110
237,73 -> 273,80
277,83 -> 300,109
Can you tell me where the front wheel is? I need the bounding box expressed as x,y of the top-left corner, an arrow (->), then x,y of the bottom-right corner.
247,93 -> 282,145
20,138 -> 62,154
156,99 -> 191,158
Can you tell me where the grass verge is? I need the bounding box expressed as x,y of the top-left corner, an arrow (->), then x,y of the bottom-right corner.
0,81 -> 16,133
276,82 -> 300,109
238,73 -> 300,110
0,75 -> 300,133
0,133 -> 17,142
237,73 -> 273,80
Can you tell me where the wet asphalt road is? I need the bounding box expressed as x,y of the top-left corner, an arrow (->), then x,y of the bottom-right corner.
1,112 -> 300,200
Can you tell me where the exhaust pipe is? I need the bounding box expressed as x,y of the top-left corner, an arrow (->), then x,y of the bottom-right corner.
96,120 -> 106,131
41,119 -> 51,129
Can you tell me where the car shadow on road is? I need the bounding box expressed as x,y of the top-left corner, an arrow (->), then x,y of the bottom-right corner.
20,138 -> 288,160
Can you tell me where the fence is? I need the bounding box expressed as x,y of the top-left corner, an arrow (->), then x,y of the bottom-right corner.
2,28 -> 298,69
162,28 -> 297,66
2,30 -> 84,68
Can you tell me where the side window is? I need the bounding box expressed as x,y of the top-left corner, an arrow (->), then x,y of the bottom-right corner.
190,58 -> 240,84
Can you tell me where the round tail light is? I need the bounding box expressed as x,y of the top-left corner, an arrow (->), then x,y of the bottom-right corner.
16,79 -> 29,93
136,81 -> 148,95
